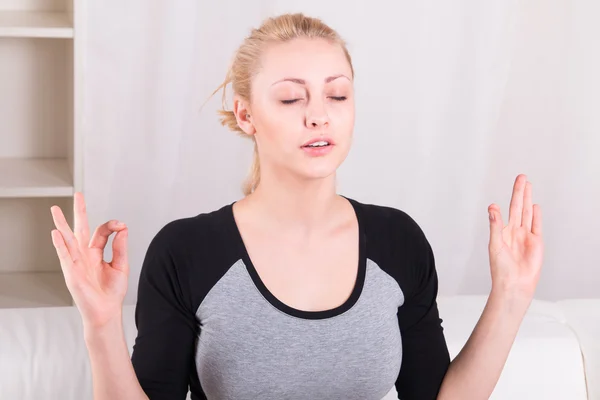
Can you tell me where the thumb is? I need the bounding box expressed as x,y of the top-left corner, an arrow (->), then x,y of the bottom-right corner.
488,205 -> 504,254
111,226 -> 129,274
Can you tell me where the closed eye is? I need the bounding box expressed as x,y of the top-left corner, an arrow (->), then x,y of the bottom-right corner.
281,96 -> 347,105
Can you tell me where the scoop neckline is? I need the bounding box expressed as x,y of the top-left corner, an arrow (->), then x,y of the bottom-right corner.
225,195 -> 367,320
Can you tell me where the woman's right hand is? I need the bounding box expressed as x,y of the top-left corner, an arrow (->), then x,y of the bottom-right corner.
50,192 -> 129,330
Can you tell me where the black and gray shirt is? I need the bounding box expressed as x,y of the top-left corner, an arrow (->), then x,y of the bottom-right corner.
131,197 -> 451,400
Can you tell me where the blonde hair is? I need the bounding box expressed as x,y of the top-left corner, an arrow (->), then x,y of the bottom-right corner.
208,13 -> 354,196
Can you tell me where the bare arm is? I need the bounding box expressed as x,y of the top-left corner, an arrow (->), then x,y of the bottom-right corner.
50,193 -> 150,400
438,174 -> 544,399
84,315 -> 149,400
437,289 -> 530,399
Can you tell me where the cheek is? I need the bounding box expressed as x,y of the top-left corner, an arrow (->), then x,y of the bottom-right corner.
254,107 -> 301,151
331,102 -> 355,129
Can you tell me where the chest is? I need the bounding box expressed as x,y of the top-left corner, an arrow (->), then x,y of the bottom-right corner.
240,222 -> 359,313
194,260 -> 405,400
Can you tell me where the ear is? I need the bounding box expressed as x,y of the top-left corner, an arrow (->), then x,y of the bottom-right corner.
233,95 -> 256,135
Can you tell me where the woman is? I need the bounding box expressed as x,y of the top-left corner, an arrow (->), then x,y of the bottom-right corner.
49,12 -> 544,400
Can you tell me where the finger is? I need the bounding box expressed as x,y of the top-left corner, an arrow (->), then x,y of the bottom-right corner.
111,227 -> 129,274
532,204 -> 543,236
51,229 -> 77,287
51,229 -> 73,267
508,174 -> 527,228
74,192 -> 91,248
488,204 -> 505,253
50,205 -> 83,263
89,220 -> 127,251
521,181 -> 533,230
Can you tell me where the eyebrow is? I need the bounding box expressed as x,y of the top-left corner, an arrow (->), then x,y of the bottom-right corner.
271,74 -> 351,86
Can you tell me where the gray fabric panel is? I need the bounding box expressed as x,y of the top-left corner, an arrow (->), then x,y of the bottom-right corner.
195,258 -> 405,400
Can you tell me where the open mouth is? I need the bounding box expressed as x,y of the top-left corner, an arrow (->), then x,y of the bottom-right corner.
303,140 -> 331,148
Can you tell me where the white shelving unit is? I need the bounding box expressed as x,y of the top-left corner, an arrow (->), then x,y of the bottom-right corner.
0,11 -> 74,38
0,0 -> 85,308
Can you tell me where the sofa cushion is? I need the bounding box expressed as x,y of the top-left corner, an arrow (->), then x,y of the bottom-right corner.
0,297 -> 591,400
437,295 -> 588,399
0,305 -> 93,399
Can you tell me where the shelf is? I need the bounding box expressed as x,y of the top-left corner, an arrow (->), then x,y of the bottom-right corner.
0,271 -> 72,308
0,11 -> 73,38
0,158 -> 73,198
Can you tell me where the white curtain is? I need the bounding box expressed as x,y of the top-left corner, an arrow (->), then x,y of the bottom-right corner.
83,0 -> 600,305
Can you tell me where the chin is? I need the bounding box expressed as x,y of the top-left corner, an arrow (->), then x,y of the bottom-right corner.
299,160 -> 342,181
277,145 -> 350,182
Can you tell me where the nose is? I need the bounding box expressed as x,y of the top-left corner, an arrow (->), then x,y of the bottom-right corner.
306,102 -> 330,129
307,115 -> 329,128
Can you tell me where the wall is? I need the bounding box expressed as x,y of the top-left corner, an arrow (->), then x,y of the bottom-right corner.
83,0 -> 600,305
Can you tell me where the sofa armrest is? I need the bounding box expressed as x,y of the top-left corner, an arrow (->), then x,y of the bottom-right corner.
557,299 -> 600,400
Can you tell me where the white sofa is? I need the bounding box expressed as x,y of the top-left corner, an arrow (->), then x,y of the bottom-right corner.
0,295 -> 598,400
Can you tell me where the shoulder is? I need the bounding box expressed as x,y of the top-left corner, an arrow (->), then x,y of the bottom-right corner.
346,196 -> 430,249
148,200 -> 242,269
150,202 -> 234,247
346,197 -> 436,297
141,202 -> 243,309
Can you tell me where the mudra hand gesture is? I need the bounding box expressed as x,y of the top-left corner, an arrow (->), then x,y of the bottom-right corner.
50,192 -> 130,330
487,174 -> 544,301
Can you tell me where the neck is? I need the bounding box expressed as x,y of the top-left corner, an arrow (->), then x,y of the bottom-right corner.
245,165 -> 340,231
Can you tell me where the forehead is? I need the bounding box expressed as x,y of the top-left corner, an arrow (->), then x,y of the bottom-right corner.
255,38 -> 352,86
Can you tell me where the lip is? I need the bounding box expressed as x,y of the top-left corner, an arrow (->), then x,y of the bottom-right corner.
301,136 -> 335,147
302,144 -> 334,157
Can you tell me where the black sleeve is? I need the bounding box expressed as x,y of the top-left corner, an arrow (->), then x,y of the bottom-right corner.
395,223 -> 451,400
130,223 -> 204,399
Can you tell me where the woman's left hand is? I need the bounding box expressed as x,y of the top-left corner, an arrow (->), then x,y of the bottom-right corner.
487,174 -> 545,302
